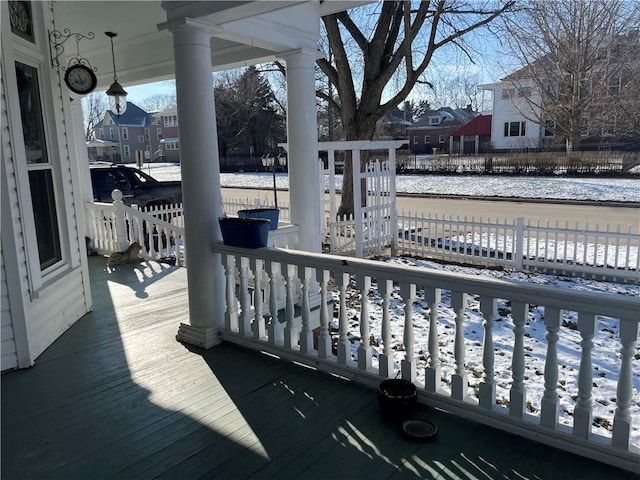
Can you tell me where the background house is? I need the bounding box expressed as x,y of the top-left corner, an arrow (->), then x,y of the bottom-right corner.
408,106 -> 478,154
449,114 -> 493,154
375,102 -> 412,140
481,31 -> 640,151
153,105 -> 180,163
90,102 -> 158,164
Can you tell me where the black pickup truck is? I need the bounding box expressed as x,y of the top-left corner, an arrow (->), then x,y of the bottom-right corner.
90,163 -> 182,208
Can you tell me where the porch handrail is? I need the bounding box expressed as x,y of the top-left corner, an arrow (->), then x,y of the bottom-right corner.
211,241 -> 639,472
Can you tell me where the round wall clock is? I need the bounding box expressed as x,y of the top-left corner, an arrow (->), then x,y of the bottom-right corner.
64,64 -> 97,95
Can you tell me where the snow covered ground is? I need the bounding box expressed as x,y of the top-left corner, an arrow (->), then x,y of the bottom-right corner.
146,163 -> 639,446
146,163 -> 640,202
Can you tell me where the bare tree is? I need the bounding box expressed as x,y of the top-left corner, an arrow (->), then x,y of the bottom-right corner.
424,71 -> 484,110
499,0 -> 640,151
317,0 -> 514,215
140,93 -> 177,112
81,92 -> 108,140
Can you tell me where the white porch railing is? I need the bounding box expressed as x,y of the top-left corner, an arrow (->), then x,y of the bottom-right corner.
86,196 -> 188,266
85,190 -> 298,262
395,212 -> 639,282
211,241 -> 639,472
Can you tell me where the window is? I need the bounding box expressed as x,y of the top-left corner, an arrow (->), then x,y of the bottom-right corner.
518,87 -> 532,97
502,88 -> 516,99
121,127 -> 128,140
438,135 -> 445,143
16,61 -> 62,270
580,116 -> 590,136
608,76 -> 621,96
413,136 -> 418,144
166,141 -> 180,150
504,121 -> 526,137
429,117 -> 440,125
544,120 -> 555,137
547,81 -> 559,98
144,129 -> 149,140
424,135 -> 430,144
138,135 -> 144,143
110,127 -> 114,140
601,118 -> 616,136
99,128 -> 104,139
9,1 -> 35,42
157,128 -> 163,140
163,115 -> 178,127
123,145 -> 130,157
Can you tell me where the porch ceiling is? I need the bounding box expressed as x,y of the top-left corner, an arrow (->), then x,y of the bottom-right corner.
52,1 -> 369,90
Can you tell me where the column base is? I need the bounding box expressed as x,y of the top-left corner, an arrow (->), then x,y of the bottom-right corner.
176,323 -> 221,349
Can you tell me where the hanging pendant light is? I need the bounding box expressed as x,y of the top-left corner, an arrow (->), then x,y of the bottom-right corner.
105,31 -> 127,116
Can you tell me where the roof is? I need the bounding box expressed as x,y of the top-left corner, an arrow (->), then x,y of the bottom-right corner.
409,107 -> 477,129
86,139 -> 119,148
106,102 -> 155,128
451,115 -> 492,137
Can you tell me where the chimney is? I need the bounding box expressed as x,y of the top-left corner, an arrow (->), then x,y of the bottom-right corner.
466,104 -> 473,113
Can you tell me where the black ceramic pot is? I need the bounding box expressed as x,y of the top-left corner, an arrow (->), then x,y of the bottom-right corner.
377,379 -> 418,420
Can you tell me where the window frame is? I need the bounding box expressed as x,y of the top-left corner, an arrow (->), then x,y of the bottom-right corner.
10,44 -> 69,291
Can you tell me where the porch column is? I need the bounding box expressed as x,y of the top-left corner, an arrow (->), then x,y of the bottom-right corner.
283,50 -> 321,253
166,20 -> 225,348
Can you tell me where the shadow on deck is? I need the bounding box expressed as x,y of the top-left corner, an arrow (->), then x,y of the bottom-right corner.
1,256 -> 637,479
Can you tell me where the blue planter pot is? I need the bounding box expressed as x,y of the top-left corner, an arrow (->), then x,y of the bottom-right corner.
237,208 -> 279,231
219,217 -> 270,249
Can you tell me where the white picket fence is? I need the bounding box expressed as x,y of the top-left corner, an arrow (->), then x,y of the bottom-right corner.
395,212 -> 639,282
129,201 -> 639,281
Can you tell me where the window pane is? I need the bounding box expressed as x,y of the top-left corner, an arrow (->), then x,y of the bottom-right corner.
29,170 -> 61,269
509,122 -> 520,136
9,1 -> 34,42
16,62 -> 48,164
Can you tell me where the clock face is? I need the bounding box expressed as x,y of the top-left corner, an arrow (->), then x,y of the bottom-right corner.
64,65 -> 97,95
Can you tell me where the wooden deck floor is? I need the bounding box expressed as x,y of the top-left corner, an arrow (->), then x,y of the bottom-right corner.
2,256 -> 637,480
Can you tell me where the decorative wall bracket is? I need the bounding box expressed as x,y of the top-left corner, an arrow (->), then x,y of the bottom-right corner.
49,28 -> 96,73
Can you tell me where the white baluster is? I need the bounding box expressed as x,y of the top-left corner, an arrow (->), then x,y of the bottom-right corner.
283,264 -> 298,350
224,254 -> 238,331
400,282 -> 416,382
237,256 -> 252,336
424,287 -> 442,393
316,269 -> 332,359
479,296 -> 497,409
541,307 -> 561,428
299,266 -> 313,354
356,276 -> 372,371
573,312 -> 596,439
336,272 -> 350,364
250,258 -> 265,340
612,318 -> 640,450
451,291 -> 468,400
510,301 -> 528,418
378,279 -> 394,378
266,261 -> 283,345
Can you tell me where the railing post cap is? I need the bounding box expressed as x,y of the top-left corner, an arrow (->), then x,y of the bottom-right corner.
111,189 -> 123,202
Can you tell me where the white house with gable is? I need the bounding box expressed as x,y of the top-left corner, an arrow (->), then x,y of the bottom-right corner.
480,78 -> 549,150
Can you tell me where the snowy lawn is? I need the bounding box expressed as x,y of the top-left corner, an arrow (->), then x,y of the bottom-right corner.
331,256 -> 640,446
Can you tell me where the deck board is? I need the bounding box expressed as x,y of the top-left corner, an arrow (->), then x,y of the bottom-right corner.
2,256 -> 637,480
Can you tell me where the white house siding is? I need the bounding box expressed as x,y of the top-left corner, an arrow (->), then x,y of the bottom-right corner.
482,81 -> 543,150
1,247 -> 17,371
1,2 -> 91,369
